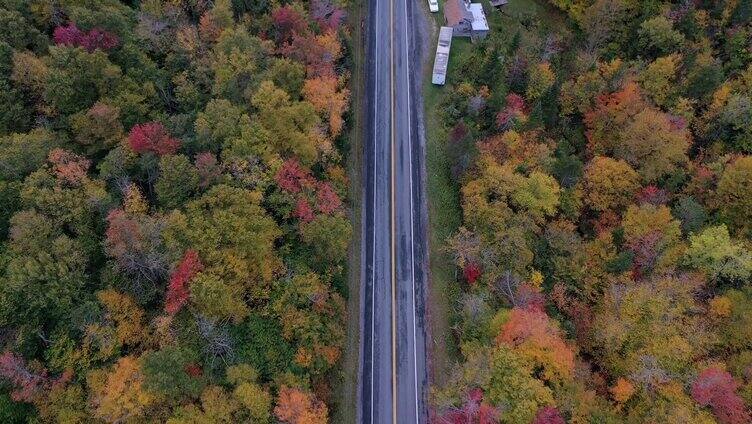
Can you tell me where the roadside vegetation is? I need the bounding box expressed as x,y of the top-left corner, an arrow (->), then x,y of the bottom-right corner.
0,0 -> 354,422
428,0 -> 752,422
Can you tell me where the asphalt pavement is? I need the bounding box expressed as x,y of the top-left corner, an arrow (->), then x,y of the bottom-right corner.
359,0 -> 428,421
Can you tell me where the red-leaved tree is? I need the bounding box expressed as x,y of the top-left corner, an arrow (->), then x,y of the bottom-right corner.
195,152 -> 221,189
165,250 -> 203,315
691,366 -> 751,424
294,197 -> 315,223
0,351 -> 46,402
463,262 -> 482,286
276,159 -> 315,193
436,388 -> 501,424
532,406 -> 565,424
53,23 -> 83,46
271,5 -> 308,43
47,148 -> 91,186
53,23 -> 119,52
127,122 -> 181,156
496,93 -> 527,130
310,0 -> 346,31
315,182 -> 342,215
80,28 -> 119,51
636,185 -> 668,206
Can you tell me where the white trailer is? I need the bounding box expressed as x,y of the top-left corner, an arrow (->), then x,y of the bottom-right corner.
431,27 -> 453,85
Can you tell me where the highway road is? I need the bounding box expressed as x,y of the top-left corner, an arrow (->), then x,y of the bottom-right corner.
359,0 -> 428,420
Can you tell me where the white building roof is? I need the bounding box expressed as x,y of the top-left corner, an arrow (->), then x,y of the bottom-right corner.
469,3 -> 489,31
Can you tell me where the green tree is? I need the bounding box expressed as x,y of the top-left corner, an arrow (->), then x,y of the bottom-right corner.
69,102 -> 123,155
194,98 -> 252,153
0,129 -> 57,181
461,155 -> 522,234
266,58 -> 306,98
683,225 -> 752,284
485,345 -> 554,424
0,78 -> 32,136
526,62 -> 555,102
231,314 -> 294,381
640,54 -> 681,107
638,16 -> 685,56
164,185 -> 281,304
155,154 -> 200,210
299,215 -> 352,268
0,210 -> 88,332
43,46 -> 122,116
715,289 -> 752,353
510,171 -> 561,223
211,26 -> 271,103
672,196 -> 707,235
0,9 -> 47,51
142,346 -> 206,401
271,272 -> 344,375
190,271 -> 249,321
717,157 -> 752,237
0,180 -> 20,238
719,94 -> 752,152
167,386 -> 241,424
251,81 -> 320,164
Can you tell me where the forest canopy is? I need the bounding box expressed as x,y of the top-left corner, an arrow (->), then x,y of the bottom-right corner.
432,0 -> 752,423
0,0 -> 352,422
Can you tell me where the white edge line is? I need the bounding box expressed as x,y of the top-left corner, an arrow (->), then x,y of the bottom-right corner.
370,2 -> 378,422
401,0 -> 420,421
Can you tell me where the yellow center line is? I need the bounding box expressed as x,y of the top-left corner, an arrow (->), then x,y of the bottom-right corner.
389,0 -> 397,418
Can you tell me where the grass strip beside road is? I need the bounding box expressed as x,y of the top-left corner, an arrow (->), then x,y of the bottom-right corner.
332,0 -> 366,420
422,39 -> 472,386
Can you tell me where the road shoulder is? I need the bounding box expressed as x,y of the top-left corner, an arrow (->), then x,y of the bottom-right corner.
332,0 -> 367,421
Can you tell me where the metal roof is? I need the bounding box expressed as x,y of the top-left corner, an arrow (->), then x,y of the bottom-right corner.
469,3 -> 489,31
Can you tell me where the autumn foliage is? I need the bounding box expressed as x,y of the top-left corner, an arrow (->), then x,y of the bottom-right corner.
127,122 -> 181,156
532,406 -> 565,424
272,6 -> 308,43
165,250 -> 203,315
47,148 -> 91,186
0,351 -> 46,402
53,23 -> 119,52
691,366 -> 751,424
0,0 -> 352,421
496,307 -> 575,382
463,262 -> 482,285
433,0 -> 752,422
315,182 -> 342,214
496,93 -> 528,130
276,159 -> 315,194
302,76 -> 350,136
274,386 -> 328,424
437,388 -> 501,424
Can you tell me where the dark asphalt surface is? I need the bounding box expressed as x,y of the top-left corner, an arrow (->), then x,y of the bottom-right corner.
359,0 -> 428,421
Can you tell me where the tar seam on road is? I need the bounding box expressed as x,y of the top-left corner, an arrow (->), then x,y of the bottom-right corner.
369,4 -> 378,422
389,0 -> 397,419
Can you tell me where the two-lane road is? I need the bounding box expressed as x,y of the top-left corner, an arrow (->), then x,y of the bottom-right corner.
359,0 -> 428,420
